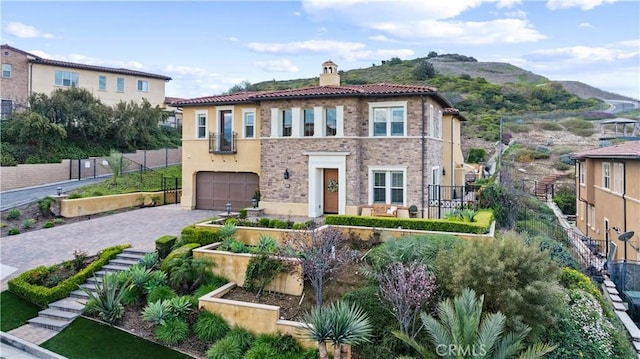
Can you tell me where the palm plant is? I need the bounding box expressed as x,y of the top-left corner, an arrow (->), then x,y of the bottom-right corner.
81,272 -> 132,325
302,300 -> 373,359
167,256 -> 215,292
394,288 -> 556,359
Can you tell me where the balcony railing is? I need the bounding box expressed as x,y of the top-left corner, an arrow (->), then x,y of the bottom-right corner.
209,132 -> 237,154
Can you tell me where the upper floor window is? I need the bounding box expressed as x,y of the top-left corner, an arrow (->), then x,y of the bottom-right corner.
325,107 -> 337,136
243,110 -> 255,138
2,64 -> 11,78
429,104 -> 435,137
1,99 -> 13,120
116,77 -> 125,92
137,80 -> 149,92
281,109 -> 292,137
371,169 -> 405,205
98,75 -> 107,91
55,70 -> 79,87
196,111 -> 207,139
613,163 -> 624,193
303,109 -> 314,137
437,110 -> 443,139
369,102 -> 406,137
579,162 -> 585,185
603,162 -> 610,189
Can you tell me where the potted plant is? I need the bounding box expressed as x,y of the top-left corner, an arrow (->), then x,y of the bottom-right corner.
408,205 -> 418,218
252,189 -> 261,208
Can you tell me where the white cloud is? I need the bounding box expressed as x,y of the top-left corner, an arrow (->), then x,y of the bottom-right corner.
526,43 -> 638,63
579,22 -> 594,28
254,59 -> 299,73
5,22 -> 54,39
226,37 -> 239,42
546,0 -> 618,11
368,35 -> 392,42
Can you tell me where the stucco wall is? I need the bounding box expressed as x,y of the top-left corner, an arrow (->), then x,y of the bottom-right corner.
60,191 -> 173,217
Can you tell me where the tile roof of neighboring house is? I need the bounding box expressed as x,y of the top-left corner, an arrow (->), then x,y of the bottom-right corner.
443,107 -> 468,121
572,140 -> 640,159
31,58 -> 172,80
174,83 -> 451,106
2,44 -> 172,80
165,97 -> 186,104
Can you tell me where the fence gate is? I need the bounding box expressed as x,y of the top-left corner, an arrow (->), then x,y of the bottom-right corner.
162,176 -> 181,204
426,185 -> 478,219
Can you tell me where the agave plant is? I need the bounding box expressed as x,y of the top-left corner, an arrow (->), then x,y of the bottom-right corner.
302,300 -> 373,359
217,222 -> 237,241
81,272 -> 132,325
139,252 -> 159,269
168,295 -> 193,319
142,299 -> 173,326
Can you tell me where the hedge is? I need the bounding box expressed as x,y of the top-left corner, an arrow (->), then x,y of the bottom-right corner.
161,243 -> 201,271
325,209 -> 493,234
181,226 -> 222,246
8,244 -> 131,307
155,235 -> 177,259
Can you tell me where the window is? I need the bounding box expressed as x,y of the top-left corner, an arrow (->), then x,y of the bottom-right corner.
54,71 -> 79,87
137,80 -> 148,92
1,99 -> 13,120
2,64 -> 11,78
371,169 -> 405,205
243,110 -> 255,138
281,109 -> 292,137
588,204 -> 595,228
603,162 -> 610,189
613,163 -> 624,193
196,111 -> 207,139
437,110 -> 443,139
579,162 -> 585,185
98,75 -> 107,91
303,109 -> 314,137
116,77 -> 125,92
370,102 -> 406,137
429,104 -> 435,137
325,107 -> 337,136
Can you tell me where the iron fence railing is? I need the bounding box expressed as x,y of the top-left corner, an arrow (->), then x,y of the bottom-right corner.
426,185 -> 478,219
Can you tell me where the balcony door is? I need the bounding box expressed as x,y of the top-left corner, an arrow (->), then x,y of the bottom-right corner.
219,110 -> 233,152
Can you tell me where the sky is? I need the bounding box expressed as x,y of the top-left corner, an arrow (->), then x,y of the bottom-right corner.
1,0 -> 639,100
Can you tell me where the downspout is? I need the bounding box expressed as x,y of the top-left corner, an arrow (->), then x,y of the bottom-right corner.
421,95 -> 426,218
622,160 -> 627,262
450,115 -> 454,188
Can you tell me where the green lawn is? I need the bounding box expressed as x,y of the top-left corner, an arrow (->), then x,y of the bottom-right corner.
0,290 -> 41,331
41,317 -> 192,359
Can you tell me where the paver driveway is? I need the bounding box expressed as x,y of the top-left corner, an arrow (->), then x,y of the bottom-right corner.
0,205 -> 216,290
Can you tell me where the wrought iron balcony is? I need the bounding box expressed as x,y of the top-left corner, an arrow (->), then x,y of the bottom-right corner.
209,132 -> 237,154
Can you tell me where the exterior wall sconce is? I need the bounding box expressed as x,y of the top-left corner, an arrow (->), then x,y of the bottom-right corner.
442,168 -> 446,176
225,202 -> 232,214
251,198 -> 258,208
284,168 -> 290,180
56,186 -> 63,196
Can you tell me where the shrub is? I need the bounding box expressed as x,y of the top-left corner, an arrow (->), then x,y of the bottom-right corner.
561,118 -> 595,137
251,235 -> 278,254
537,121 -> 563,131
43,221 -> 55,229
194,310 -> 230,342
22,218 -> 36,229
67,193 -> 83,199
206,337 -> 242,359
466,148 -> 487,163
7,208 -> 21,220
166,256 -> 216,293
226,326 -> 255,352
244,254 -> 288,296
8,245 -> 130,307
38,197 -> 55,216
139,252 -> 159,269
365,234 -> 463,272
142,299 -> 173,326
180,226 -> 222,246
239,209 -> 247,220
243,343 -> 278,359
530,236 -> 579,270
168,296 -> 193,319
193,283 -> 224,300
155,318 -> 189,344
553,185 -> 576,215
217,222 -> 237,240
8,228 -> 20,235
258,218 -> 271,227
553,162 -> 572,171
155,235 -> 177,259
161,243 -> 200,271
147,285 -> 177,304
558,153 -> 575,165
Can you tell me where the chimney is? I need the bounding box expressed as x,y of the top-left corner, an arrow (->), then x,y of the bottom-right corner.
319,60 -> 340,86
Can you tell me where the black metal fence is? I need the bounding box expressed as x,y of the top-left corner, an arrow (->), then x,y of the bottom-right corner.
426,185 -> 478,219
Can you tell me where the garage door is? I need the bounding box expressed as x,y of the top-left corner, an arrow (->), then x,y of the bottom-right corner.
196,172 -> 259,210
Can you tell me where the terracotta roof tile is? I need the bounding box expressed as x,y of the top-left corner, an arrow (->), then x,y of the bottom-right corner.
572,140 -> 640,159
443,107 -> 468,121
31,57 -> 172,80
172,91 -> 273,105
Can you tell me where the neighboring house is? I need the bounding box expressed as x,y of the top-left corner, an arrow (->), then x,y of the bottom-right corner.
442,108 -> 469,187
176,61 -> 467,218
164,97 -> 184,129
0,44 -> 171,119
572,141 -> 640,262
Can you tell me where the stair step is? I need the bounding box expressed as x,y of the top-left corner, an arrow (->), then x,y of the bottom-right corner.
49,298 -> 86,313
28,316 -> 70,331
86,276 -> 103,284
109,258 -> 140,266
123,248 -> 152,256
80,283 -> 97,290
116,253 -> 146,261
39,308 -> 80,321
70,289 -> 91,299
102,264 -> 130,272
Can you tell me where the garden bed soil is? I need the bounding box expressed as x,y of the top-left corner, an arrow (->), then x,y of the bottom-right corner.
1,201 -> 140,238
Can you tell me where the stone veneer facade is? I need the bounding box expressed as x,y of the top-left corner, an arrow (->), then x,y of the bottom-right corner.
259,96 -> 443,216
0,46 -> 31,111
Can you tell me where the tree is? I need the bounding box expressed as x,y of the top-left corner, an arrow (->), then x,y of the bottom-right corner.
302,300 -> 373,359
435,232 -> 566,337
378,261 -> 436,339
104,150 -> 126,185
283,227 -> 356,306
395,288 -> 556,359
5,112 -> 66,152
413,60 -> 436,80
227,80 -> 253,94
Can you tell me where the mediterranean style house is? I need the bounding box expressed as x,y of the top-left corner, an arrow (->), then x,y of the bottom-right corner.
0,44 -> 171,119
573,141 -> 640,262
176,61 -> 468,218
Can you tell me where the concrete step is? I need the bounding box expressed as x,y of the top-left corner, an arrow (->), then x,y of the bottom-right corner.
101,264 -> 130,272
109,258 -> 140,267
70,289 -> 91,299
28,316 -> 70,331
122,248 -> 151,257
49,298 -> 86,314
116,252 -> 146,261
39,308 -> 80,321
80,283 -> 97,291
86,276 -> 103,284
